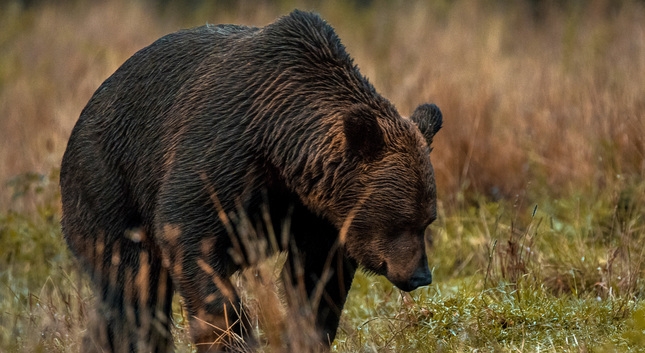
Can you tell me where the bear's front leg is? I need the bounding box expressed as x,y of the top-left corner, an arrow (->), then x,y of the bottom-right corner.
156,220 -> 251,352
284,208 -> 357,346
154,187 -> 254,353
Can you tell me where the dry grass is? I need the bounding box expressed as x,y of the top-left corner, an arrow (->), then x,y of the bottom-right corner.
2,0 -> 644,208
1,0 -> 645,352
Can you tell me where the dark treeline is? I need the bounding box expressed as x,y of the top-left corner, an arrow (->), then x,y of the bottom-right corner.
2,0 -> 640,17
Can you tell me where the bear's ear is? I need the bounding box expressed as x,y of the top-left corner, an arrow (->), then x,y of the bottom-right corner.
343,105 -> 385,160
410,103 -> 442,146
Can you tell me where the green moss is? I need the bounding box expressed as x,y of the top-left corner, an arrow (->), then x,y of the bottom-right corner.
1,1 -> 645,352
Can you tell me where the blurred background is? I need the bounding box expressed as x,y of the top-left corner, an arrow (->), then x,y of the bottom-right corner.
1,1 -> 645,351
1,0 -> 643,212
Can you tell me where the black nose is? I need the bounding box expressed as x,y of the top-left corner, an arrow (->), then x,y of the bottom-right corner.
410,264 -> 432,288
395,265 -> 432,292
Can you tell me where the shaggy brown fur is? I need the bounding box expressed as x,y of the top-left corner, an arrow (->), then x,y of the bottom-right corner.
60,10 -> 442,352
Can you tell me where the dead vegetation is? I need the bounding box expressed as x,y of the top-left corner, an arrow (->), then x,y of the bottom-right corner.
1,0 -> 645,351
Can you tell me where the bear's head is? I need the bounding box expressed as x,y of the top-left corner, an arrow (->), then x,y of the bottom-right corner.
338,103 -> 442,292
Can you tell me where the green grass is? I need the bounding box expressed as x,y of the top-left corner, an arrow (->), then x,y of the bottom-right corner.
332,185 -> 645,352
1,0 -> 645,352
0,172 -> 86,352
339,275 -> 632,352
2,173 -> 644,352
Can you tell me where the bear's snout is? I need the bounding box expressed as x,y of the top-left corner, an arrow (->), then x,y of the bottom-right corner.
383,235 -> 432,292
407,262 -> 433,290
391,260 -> 432,292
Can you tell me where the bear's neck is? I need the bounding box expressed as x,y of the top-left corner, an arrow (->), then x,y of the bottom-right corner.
239,53 -> 377,226
248,102 -> 352,225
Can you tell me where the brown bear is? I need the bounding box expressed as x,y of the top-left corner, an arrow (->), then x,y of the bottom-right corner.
60,9 -> 442,353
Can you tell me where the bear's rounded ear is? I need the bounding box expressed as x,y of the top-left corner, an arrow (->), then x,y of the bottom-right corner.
411,103 -> 442,146
343,105 -> 385,160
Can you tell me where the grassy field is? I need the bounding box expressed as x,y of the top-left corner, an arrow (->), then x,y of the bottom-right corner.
1,0 -> 645,351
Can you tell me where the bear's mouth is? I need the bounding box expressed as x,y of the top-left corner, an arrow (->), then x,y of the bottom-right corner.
386,261 -> 432,292
390,271 -> 432,292
370,259 -> 387,275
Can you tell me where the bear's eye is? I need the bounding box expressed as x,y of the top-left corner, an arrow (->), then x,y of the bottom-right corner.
418,214 -> 436,233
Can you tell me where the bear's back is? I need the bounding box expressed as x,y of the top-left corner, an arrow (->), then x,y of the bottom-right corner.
62,11 -> 370,221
